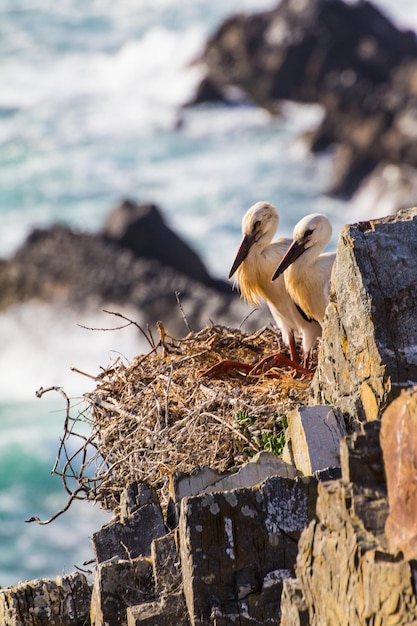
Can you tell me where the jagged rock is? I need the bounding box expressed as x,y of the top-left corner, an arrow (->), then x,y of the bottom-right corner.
151,532 -> 182,597
102,200 -> 229,292
282,405 -> 346,475
380,387 -> 417,560
90,558 -> 155,626
178,474 -> 318,625
127,591 -> 189,626
168,451 -> 300,526
280,404 -> 417,625
280,578 -> 309,626
126,532 -> 189,625
312,207 -> 417,424
195,0 -> 417,196
120,482 -> 160,521
199,0 -> 417,106
92,487 -> 166,563
0,221 -> 265,336
352,162 -> 417,218
0,572 -> 91,626
340,421 -> 386,492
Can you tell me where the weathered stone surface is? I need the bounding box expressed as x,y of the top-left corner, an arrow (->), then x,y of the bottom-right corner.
91,558 -> 155,626
120,482 -> 160,522
283,405 -> 346,475
312,208 -> 417,423
296,513 -> 417,626
127,591 -> 189,626
92,502 -> 166,563
280,578 -> 309,626
380,387 -> 417,560
0,572 -> 91,626
168,451 -> 300,527
204,451 -> 300,492
179,474 -> 317,625
171,450 -> 299,502
340,420 -> 385,490
210,572 -> 290,625
151,531 -> 182,597
284,412 -> 417,625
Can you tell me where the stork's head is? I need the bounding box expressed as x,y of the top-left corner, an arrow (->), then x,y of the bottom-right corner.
229,201 -> 278,279
292,213 -> 332,252
272,213 -> 332,280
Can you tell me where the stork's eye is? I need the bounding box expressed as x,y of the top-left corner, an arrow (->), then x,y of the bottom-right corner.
304,229 -> 313,238
253,220 -> 261,231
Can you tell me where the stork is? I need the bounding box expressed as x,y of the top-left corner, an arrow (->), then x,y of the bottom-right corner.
272,213 -> 335,325
200,202 -> 321,377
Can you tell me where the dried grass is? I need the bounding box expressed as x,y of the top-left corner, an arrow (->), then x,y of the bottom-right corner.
31,322 -> 316,525
84,323 -> 314,512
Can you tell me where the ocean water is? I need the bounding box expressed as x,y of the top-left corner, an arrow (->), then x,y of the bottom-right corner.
1,0 -> 416,587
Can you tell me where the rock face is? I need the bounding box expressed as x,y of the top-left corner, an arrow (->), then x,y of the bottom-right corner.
312,207 -> 417,424
195,0 -> 417,196
178,474 -> 318,625
0,217 -> 267,337
91,483 -> 166,563
282,405 -> 346,475
280,420 -> 417,626
0,572 -> 91,626
90,483 -> 166,626
380,387 -> 417,560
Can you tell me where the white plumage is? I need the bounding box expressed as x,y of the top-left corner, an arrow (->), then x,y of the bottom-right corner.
272,213 -> 335,325
229,201 -> 322,367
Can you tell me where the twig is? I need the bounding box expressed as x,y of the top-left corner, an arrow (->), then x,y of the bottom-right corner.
78,309 -> 155,349
175,291 -> 192,332
70,366 -> 99,380
238,308 -> 260,330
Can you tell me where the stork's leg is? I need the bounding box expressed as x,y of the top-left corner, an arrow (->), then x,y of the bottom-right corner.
199,360 -> 252,378
249,352 -> 311,377
288,331 -> 300,364
199,351 -> 312,380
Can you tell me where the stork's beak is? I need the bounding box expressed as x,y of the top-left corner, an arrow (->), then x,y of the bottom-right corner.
228,233 -> 255,279
272,239 -> 305,281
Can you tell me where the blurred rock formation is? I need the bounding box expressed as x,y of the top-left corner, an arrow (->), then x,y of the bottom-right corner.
193,0 -> 417,202
0,201 -> 267,337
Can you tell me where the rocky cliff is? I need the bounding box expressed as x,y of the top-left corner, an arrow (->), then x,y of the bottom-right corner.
1,209 -> 417,625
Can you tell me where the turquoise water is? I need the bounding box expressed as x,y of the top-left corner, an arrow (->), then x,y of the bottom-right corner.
0,0 -> 415,586
0,399 -> 110,586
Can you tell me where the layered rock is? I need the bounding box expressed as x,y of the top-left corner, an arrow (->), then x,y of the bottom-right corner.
0,572 -> 91,626
380,387 -> 417,561
312,207 -> 417,424
280,418 -> 417,626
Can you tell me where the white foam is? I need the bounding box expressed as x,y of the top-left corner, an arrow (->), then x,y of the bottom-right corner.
0,303 -> 148,402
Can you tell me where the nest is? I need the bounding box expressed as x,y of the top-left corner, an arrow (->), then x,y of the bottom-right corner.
83,323 -> 314,512
32,322 -> 315,526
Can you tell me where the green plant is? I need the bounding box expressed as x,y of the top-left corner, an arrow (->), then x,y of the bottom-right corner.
261,430 -> 286,456
235,410 -> 256,430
